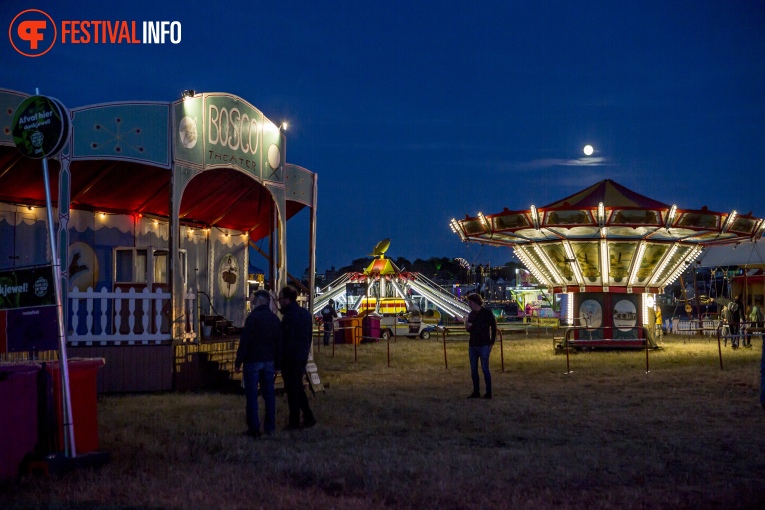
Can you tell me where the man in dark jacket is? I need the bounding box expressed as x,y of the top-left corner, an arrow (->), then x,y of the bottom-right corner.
278,285 -> 317,429
465,293 -> 497,399
235,290 -> 282,438
320,299 -> 337,346
730,295 -> 744,349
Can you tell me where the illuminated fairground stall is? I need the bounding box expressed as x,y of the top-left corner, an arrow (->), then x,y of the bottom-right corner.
450,180 -> 765,347
0,88 -> 317,391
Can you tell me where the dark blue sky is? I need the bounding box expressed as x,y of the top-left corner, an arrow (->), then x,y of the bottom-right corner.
3,1 -> 765,275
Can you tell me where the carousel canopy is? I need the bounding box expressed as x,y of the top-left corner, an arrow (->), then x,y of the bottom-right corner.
450,179 -> 765,294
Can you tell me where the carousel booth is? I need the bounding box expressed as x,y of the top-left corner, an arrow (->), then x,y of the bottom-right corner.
0,88 -> 317,392
451,180 -> 764,348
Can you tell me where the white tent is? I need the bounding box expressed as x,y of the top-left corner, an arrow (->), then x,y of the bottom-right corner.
699,238 -> 765,268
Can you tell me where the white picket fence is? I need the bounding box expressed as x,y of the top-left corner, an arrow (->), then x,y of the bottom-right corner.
672,318 -> 718,336
68,287 -> 197,345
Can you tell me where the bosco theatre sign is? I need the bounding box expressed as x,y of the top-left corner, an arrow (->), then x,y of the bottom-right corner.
173,93 -> 284,184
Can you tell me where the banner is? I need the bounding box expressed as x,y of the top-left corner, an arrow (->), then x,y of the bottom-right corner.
0,266 -> 58,353
0,265 -> 56,310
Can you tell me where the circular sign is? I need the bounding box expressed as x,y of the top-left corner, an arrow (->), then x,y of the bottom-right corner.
579,299 -> 602,330
613,299 -> 637,331
12,95 -> 69,159
178,116 -> 198,149
218,253 -> 239,300
267,143 -> 281,170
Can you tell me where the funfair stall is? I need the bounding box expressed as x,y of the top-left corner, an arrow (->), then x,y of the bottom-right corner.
0,89 -> 317,392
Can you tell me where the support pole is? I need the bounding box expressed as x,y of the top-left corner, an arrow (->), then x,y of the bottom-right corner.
499,329 -> 505,373
43,156 -> 76,458
307,173 -> 318,313
565,328 -> 572,375
387,330 -> 390,368
717,325 -> 724,371
442,329 -> 448,369
644,326 -> 650,374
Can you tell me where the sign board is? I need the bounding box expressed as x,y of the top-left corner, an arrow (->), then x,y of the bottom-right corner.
173,93 -> 284,182
305,361 -> 324,394
12,95 -> 69,159
345,282 -> 368,297
305,346 -> 323,393
0,265 -> 58,353
536,317 -> 560,328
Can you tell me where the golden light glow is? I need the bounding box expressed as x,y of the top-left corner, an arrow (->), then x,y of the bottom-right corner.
530,205 -> 539,230
564,241 -> 584,285
650,244 -> 678,285
628,242 -> 647,286
665,205 -> 677,228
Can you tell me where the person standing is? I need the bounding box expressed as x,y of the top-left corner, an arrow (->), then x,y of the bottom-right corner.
761,332 -> 765,410
465,293 -> 497,399
729,295 -> 744,349
721,305 -> 732,347
746,303 -> 763,349
654,305 -> 663,344
235,290 -> 282,438
278,285 -> 317,429
320,299 -> 338,346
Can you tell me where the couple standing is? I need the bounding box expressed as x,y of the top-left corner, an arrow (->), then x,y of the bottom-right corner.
234,286 -> 316,438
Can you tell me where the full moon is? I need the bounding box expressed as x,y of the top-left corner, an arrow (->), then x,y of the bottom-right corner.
583,145 -> 594,156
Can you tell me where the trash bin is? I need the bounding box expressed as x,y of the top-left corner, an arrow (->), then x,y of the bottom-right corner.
336,317 -> 361,344
362,315 -> 381,342
0,363 -> 40,478
45,358 -> 105,454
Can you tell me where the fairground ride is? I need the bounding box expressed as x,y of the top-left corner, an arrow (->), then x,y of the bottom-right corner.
312,240 -> 471,320
450,179 -> 764,348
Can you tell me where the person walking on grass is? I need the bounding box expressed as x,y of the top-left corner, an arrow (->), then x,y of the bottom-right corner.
465,293 -> 497,399
235,290 -> 282,439
278,285 -> 317,429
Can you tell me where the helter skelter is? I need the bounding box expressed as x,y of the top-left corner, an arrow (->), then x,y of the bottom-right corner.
450,180 -> 765,348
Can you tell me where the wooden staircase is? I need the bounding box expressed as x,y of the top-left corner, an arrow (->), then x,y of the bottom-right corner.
201,313 -> 242,339
199,344 -> 285,393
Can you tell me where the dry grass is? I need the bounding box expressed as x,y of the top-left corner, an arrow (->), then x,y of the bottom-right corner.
2,333 -> 764,510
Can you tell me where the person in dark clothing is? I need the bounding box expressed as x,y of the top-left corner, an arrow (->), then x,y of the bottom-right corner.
320,299 -> 338,346
278,285 -> 317,429
235,290 -> 282,438
761,334 -> 765,410
465,293 -> 497,399
730,295 -> 744,349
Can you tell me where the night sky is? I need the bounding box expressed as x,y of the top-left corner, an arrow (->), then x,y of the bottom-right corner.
3,1 -> 764,276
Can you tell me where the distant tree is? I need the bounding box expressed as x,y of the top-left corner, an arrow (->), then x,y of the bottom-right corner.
336,257 -> 373,275
393,257 -> 412,271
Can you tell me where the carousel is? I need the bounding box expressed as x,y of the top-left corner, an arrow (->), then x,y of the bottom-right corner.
450,180 -> 765,347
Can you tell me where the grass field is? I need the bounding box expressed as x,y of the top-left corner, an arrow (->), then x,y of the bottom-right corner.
2,332 -> 764,509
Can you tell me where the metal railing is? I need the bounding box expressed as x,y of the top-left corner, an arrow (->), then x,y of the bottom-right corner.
561,325 -> 653,375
